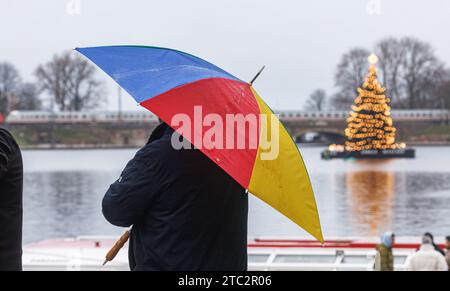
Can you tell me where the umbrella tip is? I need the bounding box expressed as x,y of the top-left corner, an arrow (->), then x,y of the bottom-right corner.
249,65 -> 266,86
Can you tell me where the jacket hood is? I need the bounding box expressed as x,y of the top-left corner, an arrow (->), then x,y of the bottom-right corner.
381,232 -> 394,248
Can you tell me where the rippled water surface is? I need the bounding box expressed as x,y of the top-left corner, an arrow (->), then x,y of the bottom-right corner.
22,147 -> 450,244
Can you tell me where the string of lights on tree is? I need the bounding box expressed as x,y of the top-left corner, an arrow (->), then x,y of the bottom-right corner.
341,54 -> 406,152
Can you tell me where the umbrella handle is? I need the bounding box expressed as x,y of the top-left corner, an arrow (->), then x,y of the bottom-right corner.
103,229 -> 131,265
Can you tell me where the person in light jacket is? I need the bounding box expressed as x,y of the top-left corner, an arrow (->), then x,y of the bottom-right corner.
406,235 -> 448,271
423,232 -> 445,256
374,232 -> 395,271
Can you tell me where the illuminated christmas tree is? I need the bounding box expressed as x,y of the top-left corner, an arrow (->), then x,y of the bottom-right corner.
344,54 -> 405,152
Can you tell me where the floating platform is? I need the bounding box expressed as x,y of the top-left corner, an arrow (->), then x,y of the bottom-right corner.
321,148 -> 416,160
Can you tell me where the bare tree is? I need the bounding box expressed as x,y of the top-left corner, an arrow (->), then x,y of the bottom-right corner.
12,82 -> 41,111
400,37 -> 440,109
333,37 -> 448,110
0,62 -> 22,116
375,37 -> 404,106
35,51 -> 105,111
332,48 -> 370,109
375,37 -> 444,109
305,89 -> 327,111
427,67 -> 450,110
437,79 -> 450,111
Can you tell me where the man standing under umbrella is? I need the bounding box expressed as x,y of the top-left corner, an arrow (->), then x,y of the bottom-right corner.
0,127 -> 23,271
102,122 -> 248,271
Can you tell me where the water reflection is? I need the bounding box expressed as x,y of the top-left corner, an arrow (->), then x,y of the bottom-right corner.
21,147 -> 450,243
345,168 -> 395,235
332,167 -> 450,237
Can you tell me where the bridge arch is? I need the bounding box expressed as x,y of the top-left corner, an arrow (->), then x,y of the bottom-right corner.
292,128 -> 346,144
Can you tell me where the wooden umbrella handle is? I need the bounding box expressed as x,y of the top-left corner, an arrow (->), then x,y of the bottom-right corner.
103,230 -> 130,265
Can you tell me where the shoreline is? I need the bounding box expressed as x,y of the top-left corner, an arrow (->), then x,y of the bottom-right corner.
19,142 -> 450,151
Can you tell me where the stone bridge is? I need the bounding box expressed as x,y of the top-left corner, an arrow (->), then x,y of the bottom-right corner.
277,110 -> 450,143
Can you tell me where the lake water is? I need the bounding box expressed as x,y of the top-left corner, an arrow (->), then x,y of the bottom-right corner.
22,146 -> 450,244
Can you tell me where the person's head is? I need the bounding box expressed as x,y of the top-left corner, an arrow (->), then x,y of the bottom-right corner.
445,236 -> 450,250
381,232 -> 395,248
422,235 -> 433,245
423,232 -> 434,244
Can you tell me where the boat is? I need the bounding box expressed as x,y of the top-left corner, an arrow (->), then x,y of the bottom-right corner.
23,236 -> 444,271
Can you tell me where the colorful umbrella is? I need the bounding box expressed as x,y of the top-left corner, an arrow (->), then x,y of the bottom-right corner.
76,46 -> 323,242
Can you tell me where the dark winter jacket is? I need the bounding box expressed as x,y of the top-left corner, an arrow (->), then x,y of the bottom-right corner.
0,128 -> 23,271
102,123 -> 248,271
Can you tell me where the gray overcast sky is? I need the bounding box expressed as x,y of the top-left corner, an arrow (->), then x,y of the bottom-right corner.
1,0 -> 450,111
